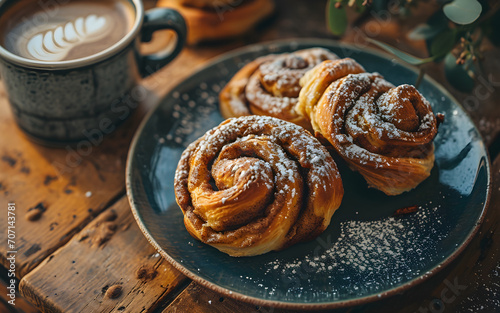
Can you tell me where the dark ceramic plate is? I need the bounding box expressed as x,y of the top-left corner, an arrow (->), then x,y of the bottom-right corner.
126,39 -> 490,309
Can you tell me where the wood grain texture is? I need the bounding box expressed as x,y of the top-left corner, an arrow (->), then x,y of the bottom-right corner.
0,84 -> 157,278
0,275 -> 40,313
19,197 -> 188,313
0,36 -> 237,281
0,42 -> 241,312
3,0 -> 500,312
0,0 -> 209,280
163,283 -> 270,313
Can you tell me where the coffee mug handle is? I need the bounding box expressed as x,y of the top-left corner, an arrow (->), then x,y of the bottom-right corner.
139,8 -> 187,78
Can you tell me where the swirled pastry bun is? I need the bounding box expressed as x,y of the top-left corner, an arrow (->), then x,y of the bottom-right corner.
219,48 -> 338,130
174,116 -> 344,256
298,59 -> 440,196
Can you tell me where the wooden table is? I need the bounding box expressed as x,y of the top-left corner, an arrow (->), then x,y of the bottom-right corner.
1,1 -> 499,312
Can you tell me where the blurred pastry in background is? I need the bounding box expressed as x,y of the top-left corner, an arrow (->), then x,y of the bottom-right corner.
157,0 -> 275,44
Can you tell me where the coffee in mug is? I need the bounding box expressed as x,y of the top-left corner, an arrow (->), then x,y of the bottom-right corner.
0,0 -> 135,62
0,0 -> 186,144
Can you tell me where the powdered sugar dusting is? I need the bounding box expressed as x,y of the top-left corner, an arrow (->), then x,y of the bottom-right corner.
241,48 -> 338,121
176,114 -> 342,254
267,208 -> 439,274
253,204 -> 449,299
322,73 -> 438,174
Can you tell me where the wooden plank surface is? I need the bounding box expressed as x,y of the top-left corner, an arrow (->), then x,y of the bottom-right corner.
7,40 -> 242,312
19,197 -> 189,313
163,283 -> 263,313
0,270 -> 39,313
0,28 -> 234,281
1,0 -> 498,280
0,80 -> 159,278
2,0 -> 500,312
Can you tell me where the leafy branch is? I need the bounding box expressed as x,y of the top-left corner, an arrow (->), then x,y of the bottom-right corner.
326,0 -> 500,92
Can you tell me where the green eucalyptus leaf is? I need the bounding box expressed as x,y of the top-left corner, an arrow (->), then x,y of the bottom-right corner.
327,0 -> 348,36
430,29 -> 457,57
408,24 -> 444,40
444,53 -> 475,92
366,38 -> 434,65
443,0 -> 482,25
410,9 -> 448,52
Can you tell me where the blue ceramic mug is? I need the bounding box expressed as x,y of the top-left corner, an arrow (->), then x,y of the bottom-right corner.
0,0 -> 186,145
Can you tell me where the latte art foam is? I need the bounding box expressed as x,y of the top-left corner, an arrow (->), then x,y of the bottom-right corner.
0,0 -> 135,62
26,15 -> 112,62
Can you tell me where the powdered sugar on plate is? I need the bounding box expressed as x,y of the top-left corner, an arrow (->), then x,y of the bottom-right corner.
266,206 -> 444,276
250,201 -> 450,299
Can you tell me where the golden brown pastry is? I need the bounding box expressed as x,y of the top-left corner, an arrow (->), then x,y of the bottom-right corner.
174,115 -> 344,256
178,0 -> 236,7
219,48 -> 338,130
298,59 -> 439,196
158,0 -> 275,44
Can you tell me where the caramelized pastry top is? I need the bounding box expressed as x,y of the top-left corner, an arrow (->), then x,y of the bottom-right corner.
174,115 -> 344,256
219,48 -> 338,130
298,59 -> 440,195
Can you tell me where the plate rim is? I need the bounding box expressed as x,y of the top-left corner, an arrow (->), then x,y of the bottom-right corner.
125,38 -> 492,310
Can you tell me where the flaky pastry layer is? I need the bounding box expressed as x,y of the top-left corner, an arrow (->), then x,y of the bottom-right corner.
219,48 -> 338,131
298,59 -> 439,195
174,116 -> 344,256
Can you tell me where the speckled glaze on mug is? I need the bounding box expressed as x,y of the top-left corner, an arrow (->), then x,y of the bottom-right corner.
0,0 -> 186,145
